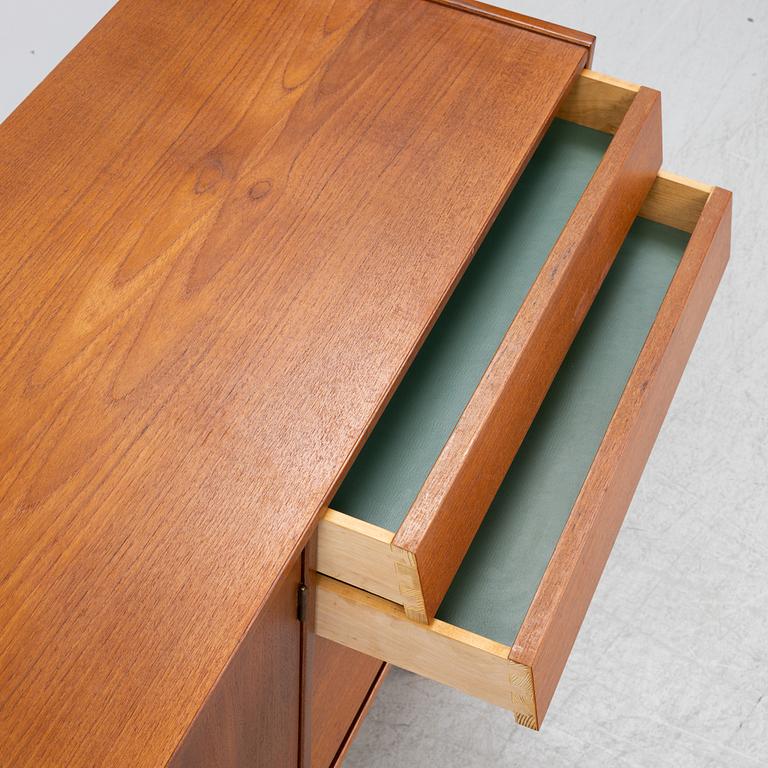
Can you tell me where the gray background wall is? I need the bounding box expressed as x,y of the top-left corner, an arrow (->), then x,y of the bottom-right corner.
2,2 -> 765,766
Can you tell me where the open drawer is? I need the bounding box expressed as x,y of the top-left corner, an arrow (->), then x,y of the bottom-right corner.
317,71 -> 662,623
315,172 -> 732,729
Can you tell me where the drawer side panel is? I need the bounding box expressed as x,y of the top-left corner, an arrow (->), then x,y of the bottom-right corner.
315,575 -> 538,727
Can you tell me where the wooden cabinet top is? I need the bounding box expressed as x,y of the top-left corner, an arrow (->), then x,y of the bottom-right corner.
0,1 -> 590,764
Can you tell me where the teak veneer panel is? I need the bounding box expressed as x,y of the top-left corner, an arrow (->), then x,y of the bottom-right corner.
0,0 -> 588,765
426,0 -> 595,64
327,664 -> 390,768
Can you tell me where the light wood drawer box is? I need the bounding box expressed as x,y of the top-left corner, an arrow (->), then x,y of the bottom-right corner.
315,171 -> 732,730
316,70 -> 662,623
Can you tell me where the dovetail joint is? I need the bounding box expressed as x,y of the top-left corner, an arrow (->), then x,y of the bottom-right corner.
508,661 -> 538,730
391,546 -> 428,624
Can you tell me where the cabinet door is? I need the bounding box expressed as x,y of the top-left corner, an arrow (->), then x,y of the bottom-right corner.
310,638 -> 384,768
169,561 -> 302,768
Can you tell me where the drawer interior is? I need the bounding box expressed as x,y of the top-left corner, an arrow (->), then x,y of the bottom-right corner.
332,118 -> 611,533
316,172 -> 730,729
319,70 -> 663,620
435,216 -> 687,644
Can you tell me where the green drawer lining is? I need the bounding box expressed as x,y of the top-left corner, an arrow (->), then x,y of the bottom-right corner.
332,119 -> 612,531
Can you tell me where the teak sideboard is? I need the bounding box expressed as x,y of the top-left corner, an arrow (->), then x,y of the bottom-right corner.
0,1 -> 731,766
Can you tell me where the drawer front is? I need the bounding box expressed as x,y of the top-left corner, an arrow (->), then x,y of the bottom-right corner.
315,173 -> 731,729
318,70 -> 662,623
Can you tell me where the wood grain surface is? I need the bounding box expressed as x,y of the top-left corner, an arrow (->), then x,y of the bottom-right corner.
509,186 -> 732,722
317,508 -> 403,605
0,0 -> 587,765
167,561 -> 302,768
639,170 -> 713,232
315,179 -> 732,732
393,86 -> 663,622
427,0 -> 595,64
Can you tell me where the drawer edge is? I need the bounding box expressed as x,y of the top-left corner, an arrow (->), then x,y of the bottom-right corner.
639,170 -> 714,232
557,69 -> 640,133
